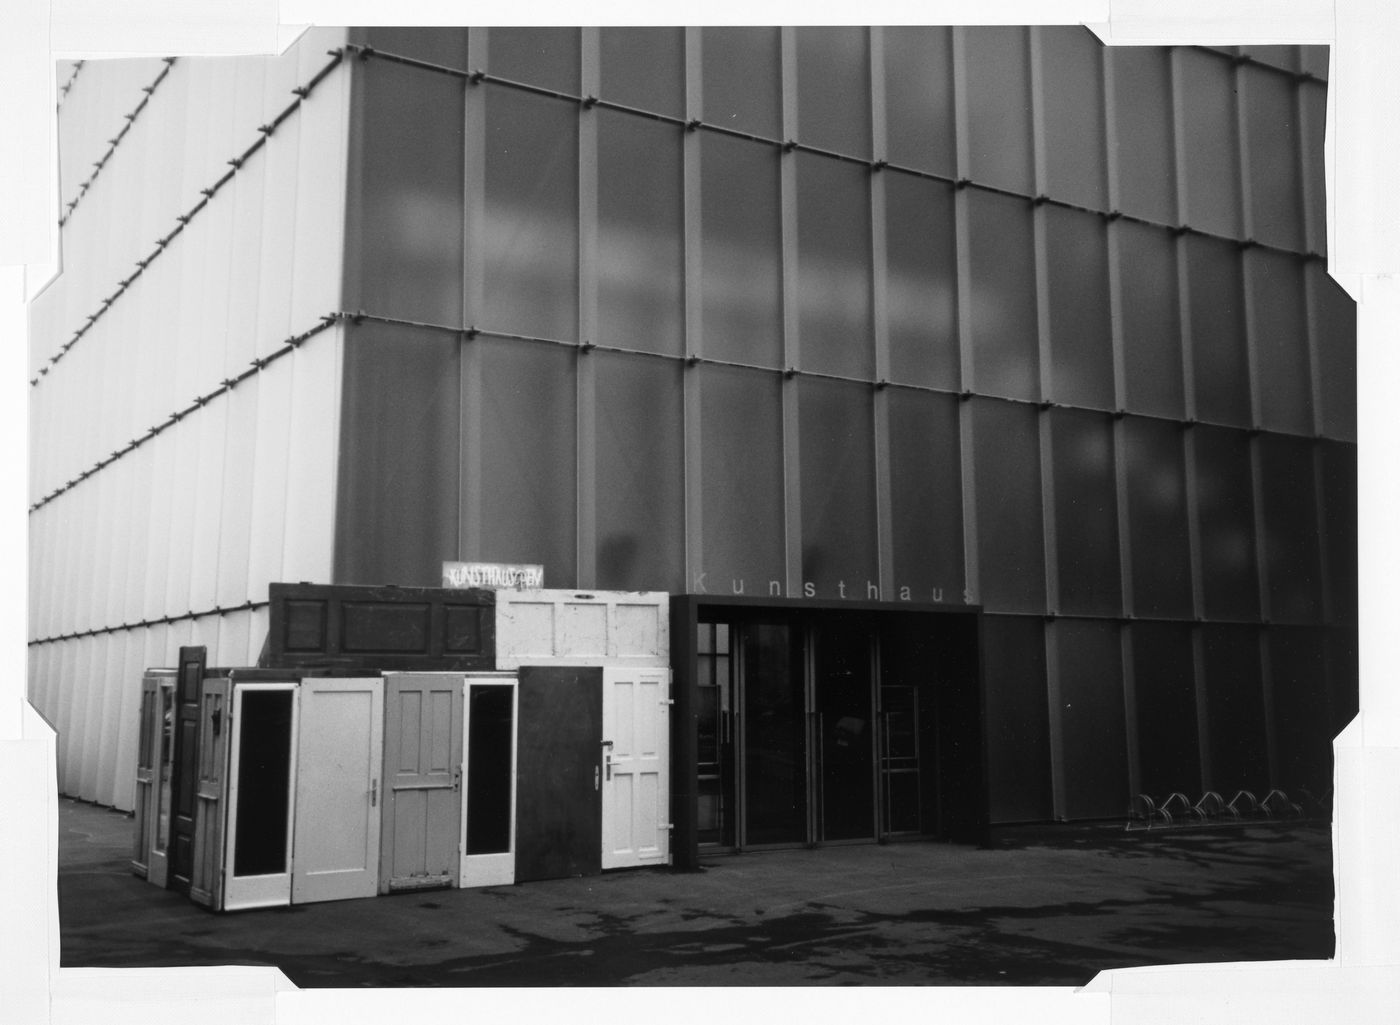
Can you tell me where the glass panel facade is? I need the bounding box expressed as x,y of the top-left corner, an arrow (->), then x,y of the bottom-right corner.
699,366 -> 785,592
1201,625 -> 1268,793
309,29 -> 1354,840
798,377 -> 878,597
795,27 -> 871,158
1268,627 -> 1331,794
701,27 -> 781,139
1251,249 -> 1312,435
962,27 -> 1033,195
796,153 -> 872,380
1193,426 -> 1261,621
1045,206 -> 1113,410
345,57 -> 464,325
486,27 -> 579,94
1050,409 -> 1121,616
972,399 -> 1044,613
1054,620 -> 1127,819
1256,434 -> 1323,623
981,615 -> 1051,823
336,325 -> 460,586
478,339 -> 577,585
1320,441 -> 1358,623
480,87 -> 578,341
887,389 -> 964,602
1039,27 -> 1107,211
700,133 -> 783,368
1186,234 -> 1251,428
1129,623 -> 1200,796
1311,263 -> 1357,442
1122,418 -> 1193,619
1110,47 -> 1176,225
1243,65 -> 1305,252
968,190 -> 1038,401
1177,47 -> 1242,238
1119,221 -> 1185,420
599,27 -> 684,119
883,26 -> 955,178
594,353 -> 685,593
597,110 -> 684,356
885,172 -> 958,389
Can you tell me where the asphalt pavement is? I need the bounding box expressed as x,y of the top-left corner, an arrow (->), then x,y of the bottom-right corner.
55,798 -> 1335,987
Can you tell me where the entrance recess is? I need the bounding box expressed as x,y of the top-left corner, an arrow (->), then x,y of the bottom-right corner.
677,597 -> 984,866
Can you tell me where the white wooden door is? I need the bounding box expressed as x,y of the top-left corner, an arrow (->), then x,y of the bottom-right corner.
601,668 -> 670,870
292,678 -> 384,904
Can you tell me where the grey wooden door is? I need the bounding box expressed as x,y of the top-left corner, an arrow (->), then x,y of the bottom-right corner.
379,673 -> 463,893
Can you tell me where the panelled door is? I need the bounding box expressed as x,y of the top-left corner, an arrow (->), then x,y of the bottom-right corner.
189,676 -> 231,909
131,673 -> 168,878
168,646 -> 207,893
293,678 -> 384,904
380,673 -> 463,893
147,677 -> 177,888
601,668 -> 670,870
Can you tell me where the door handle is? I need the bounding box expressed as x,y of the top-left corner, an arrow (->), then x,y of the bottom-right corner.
602,740 -> 614,782
371,779 -> 378,807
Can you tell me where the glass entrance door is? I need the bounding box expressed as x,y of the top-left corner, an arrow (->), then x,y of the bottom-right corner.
698,616 -> 883,849
811,623 -> 876,842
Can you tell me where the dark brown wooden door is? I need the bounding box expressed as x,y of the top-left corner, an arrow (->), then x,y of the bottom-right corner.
515,667 -> 603,883
168,646 -> 206,893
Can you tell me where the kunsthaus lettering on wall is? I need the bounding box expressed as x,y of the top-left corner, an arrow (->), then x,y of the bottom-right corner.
692,574 -> 966,604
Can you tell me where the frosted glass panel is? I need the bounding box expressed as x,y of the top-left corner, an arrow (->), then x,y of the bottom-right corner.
1178,48 -> 1241,238
1054,621 -> 1127,819
796,154 -> 872,380
884,26 -> 955,178
885,172 -> 958,390
1250,249 -> 1312,435
478,339 -> 577,586
1243,66 -> 1304,251
1045,206 -> 1113,410
335,324 -> 460,586
1256,434 -> 1322,624
481,87 -> 578,341
1110,47 -> 1176,225
1193,426 -> 1260,621
1049,409 -> 1121,616
798,377 -> 877,597
795,27 -> 870,158
598,110 -> 683,356
982,615 -> 1051,823
1122,418 -> 1193,619
1039,27 -> 1107,211
967,191 -> 1038,401
701,27 -> 781,140
1129,623 -> 1200,796
487,28 -> 579,94
600,27 -> 684,118
962,27 -> 1033,195
972,399 -> 1044,612
346,57 -> 464,326
888,388 -> 964,602
699,366 -> 785,591
594,353 -> 684,592
1186,235 -> 1251,428
700,133 -> 783,368
1201,625 -> 1267,792
1118,221 -> 1184,420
